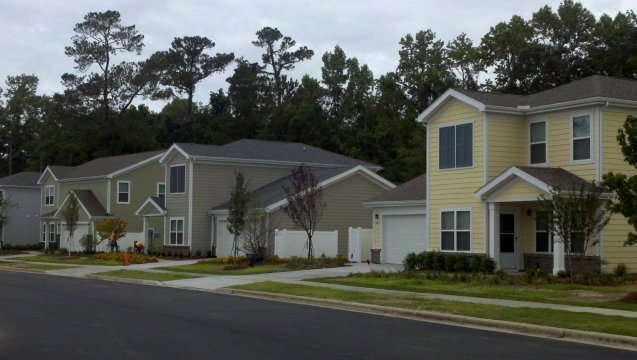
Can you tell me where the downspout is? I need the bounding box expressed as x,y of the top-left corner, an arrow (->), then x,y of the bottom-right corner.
482,111 -> 489,256
424,122 -> 430,252
596,101 -> 609,259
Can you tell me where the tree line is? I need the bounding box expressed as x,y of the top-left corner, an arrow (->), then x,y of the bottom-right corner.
1,1 -> 636,183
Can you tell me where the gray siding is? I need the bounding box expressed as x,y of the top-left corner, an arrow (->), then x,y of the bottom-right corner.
165,153 -> 190,247
2,187 -> 40,245
270,172 -> 388,255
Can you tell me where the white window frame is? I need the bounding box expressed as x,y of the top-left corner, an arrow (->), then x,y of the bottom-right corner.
529,120 -> 547,165
571,113 -> 592,163
438,122 -> 473,170
157,182 -> 166,197
169,165 -> 186,194
45,185 -> 55,206
440,208 -> 472,252
117,181 -> 130,204
169,217 -> 185,245
41,224 -> 47,243
48,223 -> 56,243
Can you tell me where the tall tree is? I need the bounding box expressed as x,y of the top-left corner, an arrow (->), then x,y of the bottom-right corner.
227,172 -> 251,257
446,33 -> 484,90
603,115 -> 637,246
0,74 -> 42,176
62,192 -> 80,255
590,10 -> 637,79
156,36 -> 234,124
252,27 -> 314,108
282,166 -> 325,259
226,58 -> 271,139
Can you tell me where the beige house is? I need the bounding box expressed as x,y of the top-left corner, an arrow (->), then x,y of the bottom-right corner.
38,150 -> 165,251
419,75 -> 637,273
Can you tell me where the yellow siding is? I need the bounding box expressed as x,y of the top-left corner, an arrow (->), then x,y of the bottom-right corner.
602,110 -> 635,175
487,115 -> 525,180
602,215 -> 637,272
546,112 -> 596,180
491,179 -> 543,202
428,100 -> 484,252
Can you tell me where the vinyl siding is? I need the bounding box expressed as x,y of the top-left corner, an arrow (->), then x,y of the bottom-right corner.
59,180 -> 107,210
40,174 -> 58,213
428,100 -> 485,252
1,187 -> 40,245
189,163 -> 291,254
491,179 -> 543,202
546,110 -> 596,180
270,172 -> 386,256
601,108 -> 637,272
487,115 -> 525,180
165,152 -> 190,246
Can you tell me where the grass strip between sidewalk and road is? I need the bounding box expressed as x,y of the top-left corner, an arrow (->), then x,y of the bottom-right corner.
0,261 -> 76,271
11,255 -> 122,266
95,269 -> 200,282
232,281 -> 637,337
156,263 -> 295,275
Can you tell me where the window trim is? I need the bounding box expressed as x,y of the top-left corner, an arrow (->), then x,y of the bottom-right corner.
168,217 -> 185,246
438,122 -> 474,170
44,185 -> 55,206
529,120 -> 547,166
440,208 -> 472,252
169,165 -> 186,194
157,182 -> 166,197
571,113 -> 592,163
117,181 -> 130,204
533,211 -> 552,253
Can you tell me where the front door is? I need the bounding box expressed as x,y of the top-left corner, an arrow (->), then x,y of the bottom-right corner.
499,212 -> 518,270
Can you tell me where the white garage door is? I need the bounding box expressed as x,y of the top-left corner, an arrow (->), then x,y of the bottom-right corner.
382,214 -> 426,264
216,220 -> 235,257
60,223 -> 89,252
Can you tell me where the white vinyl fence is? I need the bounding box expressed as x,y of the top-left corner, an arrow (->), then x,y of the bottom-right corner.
274,229 -> 338,258
348,227 -> 373,263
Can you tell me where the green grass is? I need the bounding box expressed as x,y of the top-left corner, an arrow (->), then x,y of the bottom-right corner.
309,275 -> 637,311
12,255 -> 122,266
233,281 -> 637,337
157,262 -> 296,275
0,261 -> 76,271
95,269 -> 200,282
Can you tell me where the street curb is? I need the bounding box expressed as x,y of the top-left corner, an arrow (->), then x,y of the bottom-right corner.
85,274 -> 162,286
216,288 -> 637,351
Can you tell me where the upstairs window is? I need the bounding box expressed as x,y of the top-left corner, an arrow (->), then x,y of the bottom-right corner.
170,165 -> 185,193
45,185 -> 55,206
117,181 -> 130,204
439,123 -> 473,169
530,121 -> 546,164
572,115 -> 591,161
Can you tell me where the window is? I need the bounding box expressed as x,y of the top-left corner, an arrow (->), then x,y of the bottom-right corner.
45,185 -> 55,206
530,121 -> 546,164
169,218 -> 184,245
439,123 -> 473,169
49,223 -> 56,243
117,181 -> 130,204
441,210 -> 471,251
534,211 -> 552,253
572,115 -> 591,161
170,165 -> 185,193
41,224 -> 46,242
157,182 -> 166,197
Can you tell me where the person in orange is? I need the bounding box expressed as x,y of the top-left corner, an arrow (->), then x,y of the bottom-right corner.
133,240 -> 144,254
108,231 -> 119,252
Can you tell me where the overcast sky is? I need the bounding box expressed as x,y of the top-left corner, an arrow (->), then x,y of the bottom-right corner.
1,0 -> 634,111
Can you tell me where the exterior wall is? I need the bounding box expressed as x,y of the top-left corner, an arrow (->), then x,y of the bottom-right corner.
1,187 -> 40,245
487,115 -> 525,180
110,162 -> 164,232
600,108 -> 637,272
189,162 -> 292,254
58,180 -> 107,207
428,100 -> 485,253
270,172 -> 388,256
39,172 -> 59,214
164,152 -> 190,248
490,179 -> 543,202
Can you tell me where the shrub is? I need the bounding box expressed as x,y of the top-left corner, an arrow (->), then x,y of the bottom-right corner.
454,254 -> 469,272
614,263 -> 627,280
403,252 -> 418,271
94,252 -> 157,264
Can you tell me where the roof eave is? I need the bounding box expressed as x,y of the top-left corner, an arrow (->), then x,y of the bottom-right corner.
417,89 -> 487,124
363,200 -> 427,208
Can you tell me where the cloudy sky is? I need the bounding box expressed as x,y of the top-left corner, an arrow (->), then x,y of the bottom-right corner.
1,0 -> 633,111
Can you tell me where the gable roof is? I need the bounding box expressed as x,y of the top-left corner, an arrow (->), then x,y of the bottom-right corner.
0,171 -> 41,188
364,174 -> 426,206
39,150 -> 165,183
135,196 -> 167,216
419,75 -> 637,122
162,139 -> 381,170
209,165 -> 394,214
475,166 -> 595,200
53,189 -> 110,219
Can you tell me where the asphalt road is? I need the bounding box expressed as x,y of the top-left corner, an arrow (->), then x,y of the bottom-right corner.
0,271 -> 634,359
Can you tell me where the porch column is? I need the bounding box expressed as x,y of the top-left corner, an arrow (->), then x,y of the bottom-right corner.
488,202 -> 500,264
142,216 -> 148,246
553,233 -> 565,275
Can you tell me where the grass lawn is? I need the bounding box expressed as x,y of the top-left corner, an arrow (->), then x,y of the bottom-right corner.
233,281 -> 637,337
12,255 -> 122,266
310,275 -> 637,311
0,261 -> 76,271
95,269 -> 200,282
157,262 -> 296,275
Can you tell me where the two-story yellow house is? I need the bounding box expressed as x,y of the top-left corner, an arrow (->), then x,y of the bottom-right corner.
418,75 -> 637,273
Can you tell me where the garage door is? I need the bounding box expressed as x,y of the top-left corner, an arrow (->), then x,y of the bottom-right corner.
382,214 -> 426,264
216,220 -> 235,257
60,223 -> 89,252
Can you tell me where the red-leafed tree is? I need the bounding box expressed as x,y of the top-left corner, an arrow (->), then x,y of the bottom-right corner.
282,166 -> 325,259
